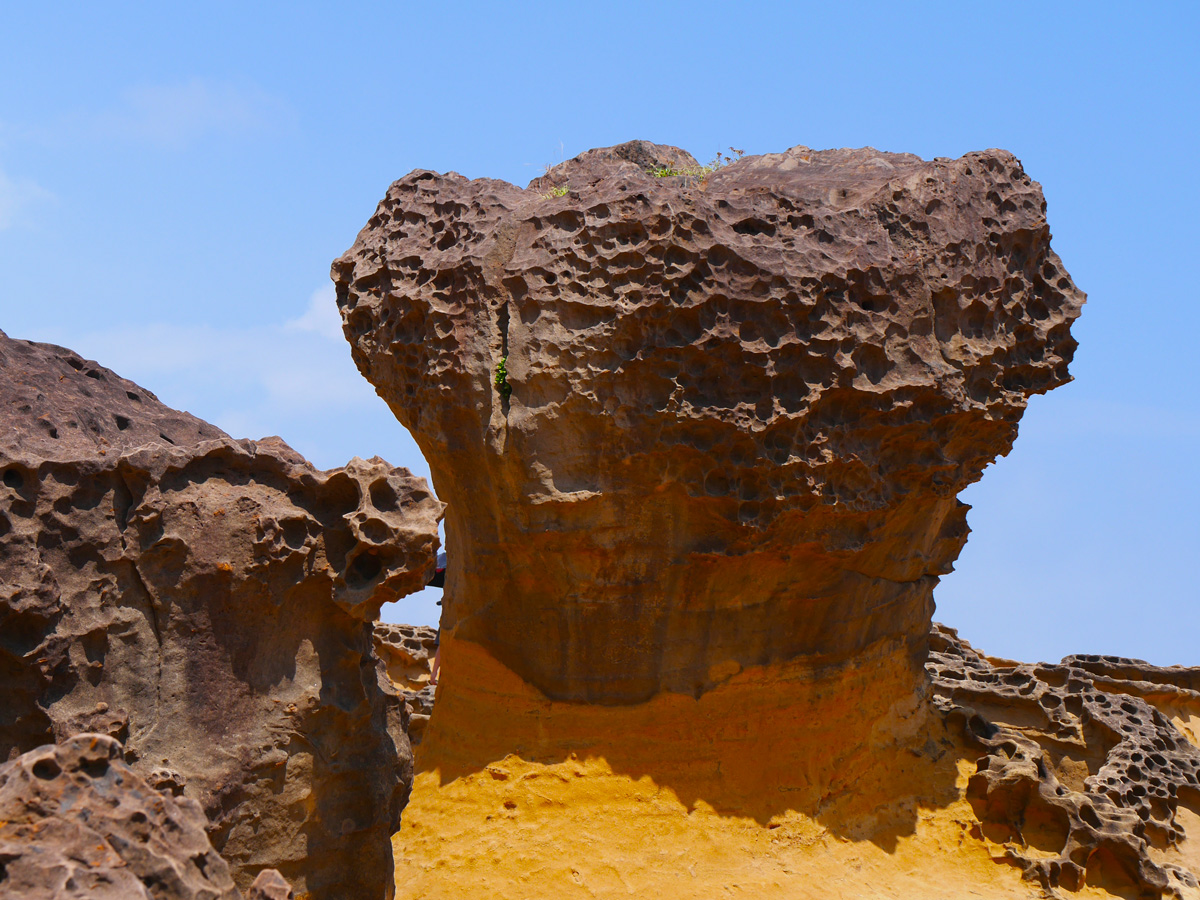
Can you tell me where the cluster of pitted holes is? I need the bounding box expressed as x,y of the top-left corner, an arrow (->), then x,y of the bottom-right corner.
0,467 -> 26,538
946,655 -> 1200,844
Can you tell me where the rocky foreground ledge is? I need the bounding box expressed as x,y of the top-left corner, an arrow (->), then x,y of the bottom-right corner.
376,621 -> 1200,899
0,329 -> 443,899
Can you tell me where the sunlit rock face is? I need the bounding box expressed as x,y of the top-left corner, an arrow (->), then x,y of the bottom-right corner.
333,140 -> 1083,705
0,330 -> 443,899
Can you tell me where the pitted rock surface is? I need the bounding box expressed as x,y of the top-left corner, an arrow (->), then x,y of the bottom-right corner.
333,139 -> 1084,703
374,624 -> 438,744
929,625 -> 1200,899
0,329 -> 443,899
0,733 -> 244,900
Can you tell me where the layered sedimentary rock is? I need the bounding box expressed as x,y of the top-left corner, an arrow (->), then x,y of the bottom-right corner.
333,139 -> 1083,704
0,733 -> 243,900
0,329 -> 443,899
382,623 -> 1200,899
335,141 -> 1107,898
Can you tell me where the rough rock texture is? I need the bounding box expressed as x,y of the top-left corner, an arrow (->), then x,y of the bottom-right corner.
333,140 -> 1083,704
0,329 -> 443,899
0,733 -> 242,900
929,625 -> 1200,899
374,624 -> 438,745
247,869 -> 295,900
384,622 -> 1200,899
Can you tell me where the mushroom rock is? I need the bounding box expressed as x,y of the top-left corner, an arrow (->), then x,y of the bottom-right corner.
333,140 -> 1082,705
0,330 -> 443,899
333,141 -> 1094,897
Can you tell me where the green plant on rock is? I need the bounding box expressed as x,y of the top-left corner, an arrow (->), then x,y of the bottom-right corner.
648,147 -> 746,178
543,184 -> 569,198
495,356 -> 512,400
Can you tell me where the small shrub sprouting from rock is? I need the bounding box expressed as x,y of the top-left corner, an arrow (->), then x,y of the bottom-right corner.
495,357 -> 512,400
648,147 -> 745,178
542,184 -> 569,198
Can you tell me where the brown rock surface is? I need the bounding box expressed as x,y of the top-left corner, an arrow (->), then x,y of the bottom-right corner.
0,329 -> 443,899
374,624 -> 438,745
0,733 -> 242,900
336,142 -> 1113,899
332,139 -> 1083,704
929,625 -> 1200,898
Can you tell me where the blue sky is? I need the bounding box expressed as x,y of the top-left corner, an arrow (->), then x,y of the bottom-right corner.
1,2 -> 1196,663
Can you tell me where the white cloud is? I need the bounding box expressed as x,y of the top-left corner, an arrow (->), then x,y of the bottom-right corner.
88,79 -> 294,149
0,161 -> 53,229
38,284 -> 404,470
286,284 -> 344,340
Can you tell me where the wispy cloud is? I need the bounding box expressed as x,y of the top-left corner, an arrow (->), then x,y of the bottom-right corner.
36,283 -> 422,473
286,284 -> 345,340
85,78 -> 294,149
0,160 -> 53,229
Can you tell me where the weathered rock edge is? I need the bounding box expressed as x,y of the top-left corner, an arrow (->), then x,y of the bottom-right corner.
334,139 -> 1084,704
0,329 -> 443,899
931,626 -> 1200,899
0,733 -> 243,900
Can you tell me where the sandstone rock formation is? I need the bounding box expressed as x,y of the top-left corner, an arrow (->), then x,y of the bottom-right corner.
0,329 -> 443,899
374,624 -> 438,745
382,622 -> 1200,899
333,140 -> 1083,705
0,733 -> 242,900
930,625 -> 1200,899
334,141 -> 1106,898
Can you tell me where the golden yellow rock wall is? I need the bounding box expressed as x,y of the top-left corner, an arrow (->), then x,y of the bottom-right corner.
393,637 -> 1128,899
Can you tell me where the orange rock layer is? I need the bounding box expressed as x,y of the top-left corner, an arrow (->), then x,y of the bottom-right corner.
393,636 -> 1143,899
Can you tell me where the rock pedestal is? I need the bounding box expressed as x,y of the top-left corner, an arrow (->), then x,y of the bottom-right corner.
334,142 -> 1102,898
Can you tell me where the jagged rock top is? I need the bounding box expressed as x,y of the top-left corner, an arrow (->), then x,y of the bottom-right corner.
0,328 -> 227,462
333,140 -> 1084,702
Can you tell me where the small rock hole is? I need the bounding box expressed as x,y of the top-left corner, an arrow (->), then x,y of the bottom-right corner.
114,415 -> 131,431
32,758 -> 61,780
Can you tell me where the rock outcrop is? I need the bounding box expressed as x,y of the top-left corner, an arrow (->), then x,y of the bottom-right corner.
333,140 -> 1083,705
0,733 -> 243,900
929,625 -> 1200,899
0,329 -> 443,899
374,624 -> 438,745
334,142 -> 1104,898
380,622 -> 1200,899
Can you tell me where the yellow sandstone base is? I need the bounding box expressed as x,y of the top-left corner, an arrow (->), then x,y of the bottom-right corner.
393,636 -> 1123,900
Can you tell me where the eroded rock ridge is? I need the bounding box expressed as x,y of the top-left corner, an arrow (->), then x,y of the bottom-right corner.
0,329 -> 443,899
930,626 -> 1200,898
